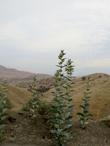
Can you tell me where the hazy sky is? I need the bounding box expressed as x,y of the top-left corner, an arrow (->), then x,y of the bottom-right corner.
0,0 -> 110,75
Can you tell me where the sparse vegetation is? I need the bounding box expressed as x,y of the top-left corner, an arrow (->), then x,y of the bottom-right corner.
23,77 -> 42,118
77,78 -> 92,129
50,50 -> 74,146
24,77 -> 50,119
0,84 -> 9,141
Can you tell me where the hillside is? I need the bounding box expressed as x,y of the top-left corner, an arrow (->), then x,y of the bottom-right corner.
0,65 -> 35,79
7,85 -> 31,111
43,73 -> 110,120
0,73 -> 110,146
0,65 -> 51,82
1,73 -> 110,120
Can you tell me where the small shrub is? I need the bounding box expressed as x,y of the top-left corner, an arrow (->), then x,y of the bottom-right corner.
81,76 -> 86,81
24,77 -> 44,118
0,84 -> 8,141
37,85 -> 50,93
77,79 -> 92,129
99,75 -> 102,78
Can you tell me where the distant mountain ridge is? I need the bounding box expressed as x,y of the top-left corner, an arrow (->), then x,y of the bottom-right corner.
0,65 -> 51,80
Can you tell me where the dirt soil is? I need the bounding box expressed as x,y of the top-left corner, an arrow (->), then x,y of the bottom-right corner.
72,121 -> 110,146
2,112 -> 52,146
1,111 -> 110,146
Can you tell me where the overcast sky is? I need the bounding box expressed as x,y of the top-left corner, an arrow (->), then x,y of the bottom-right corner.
0,0 -> 110,75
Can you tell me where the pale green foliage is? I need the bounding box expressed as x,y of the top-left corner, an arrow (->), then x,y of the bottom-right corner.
24,77 -> 43,118
77,79 -> 92,129
50,50 -> 74,146
0,84 -> 8,141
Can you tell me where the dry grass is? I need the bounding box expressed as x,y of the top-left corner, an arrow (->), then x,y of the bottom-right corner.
7,85 -> 31,111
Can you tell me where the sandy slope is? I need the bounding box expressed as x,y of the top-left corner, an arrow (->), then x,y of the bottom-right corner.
7,85 -> 31,111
